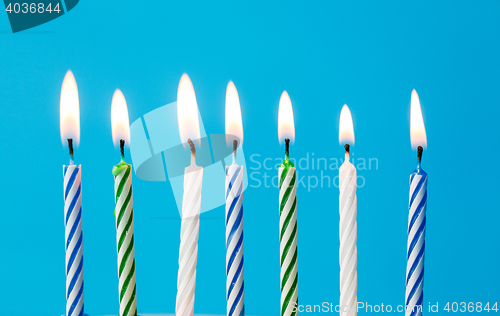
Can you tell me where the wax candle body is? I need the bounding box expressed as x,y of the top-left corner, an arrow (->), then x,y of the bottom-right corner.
225,163 -> 245,316
63,164 -> 84,316
278,156 -> 298,316
339,152 -> 357,316
176,158 -> 203,316
405,164 -> 427,316
113,160 -> 138,316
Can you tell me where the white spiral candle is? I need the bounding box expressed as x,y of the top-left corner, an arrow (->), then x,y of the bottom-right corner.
339,148 -> 357,316
176,147 -> 203,316
63,163 -> 84,316
225,158 -> 245,316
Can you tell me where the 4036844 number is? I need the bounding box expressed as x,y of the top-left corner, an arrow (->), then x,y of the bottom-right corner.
444,302 -> 498,313
5,3 -> 61,14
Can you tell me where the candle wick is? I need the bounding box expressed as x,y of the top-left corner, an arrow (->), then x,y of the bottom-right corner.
232,139 -> 238,164
67,138 -> 74,164
285,138 -> 290,157
417,146 -> 423,163
120,139 -> 125,160
344,143 -> 350,162
188,138 -> 196,156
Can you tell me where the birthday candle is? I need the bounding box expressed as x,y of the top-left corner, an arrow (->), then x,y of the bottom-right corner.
277,91 -> 298,316
225,81 -> 245,316
176,74 -> 203,316
60,70 -> 84,316
111,90 -> 137,316
338,104 -> 357,316
405,90 -> 428,316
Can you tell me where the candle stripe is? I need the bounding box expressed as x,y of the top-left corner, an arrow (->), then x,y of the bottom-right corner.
63,164 -> 84,316
226,165 -> 245,316
113,161 -> 137,316
405,169 -> 427,316
279,162 -> 298,316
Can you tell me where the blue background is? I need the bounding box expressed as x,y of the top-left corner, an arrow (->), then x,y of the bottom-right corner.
1,1 -> 499,315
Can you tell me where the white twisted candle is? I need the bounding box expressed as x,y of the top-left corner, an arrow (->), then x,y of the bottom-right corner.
339,150 -> 357,316
225,161 -> 245,316
63,163 -> 84,316
176,154 -> 203,316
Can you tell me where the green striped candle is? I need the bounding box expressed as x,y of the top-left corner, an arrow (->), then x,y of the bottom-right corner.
113,139 -> 137,316
279,138 -> 298,316
111,89 -> 137,316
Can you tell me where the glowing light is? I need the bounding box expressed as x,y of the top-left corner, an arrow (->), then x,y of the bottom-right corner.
225,81 -> 243,147
410,89 -> 427,149
339,104 -> 355,145
177,74 -> 201,146
111,89 -> 131,147
278,91 -> 295,144
60,70 -> 80,146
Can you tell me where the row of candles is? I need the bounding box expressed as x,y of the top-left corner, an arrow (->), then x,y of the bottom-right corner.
60,70 -> 428,316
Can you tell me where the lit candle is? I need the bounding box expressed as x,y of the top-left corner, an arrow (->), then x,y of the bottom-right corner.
338,104 -> 357,316
277,91 -> 298,316
60,70 -> 84,316
224,81 -> 245,316
111,89 -> 138,316
176,74 -> 203,316
405,90 -> 428,316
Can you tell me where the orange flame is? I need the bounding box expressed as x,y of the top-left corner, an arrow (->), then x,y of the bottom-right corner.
111,89 -> 131,147
339,104 -> 355,145
60,70 -> 80,146
225,81 -> 243,147
278,91 -> 295,144
177,74 -> 201,146
410,89 -> 427,149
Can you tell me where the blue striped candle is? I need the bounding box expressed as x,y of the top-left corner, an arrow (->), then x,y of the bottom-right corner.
63,146 -> 84,316
225,148 -> 245,316
405,147 -> 427,316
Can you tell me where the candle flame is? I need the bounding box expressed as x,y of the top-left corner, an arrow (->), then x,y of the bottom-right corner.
177,74 -> 201,146
278,91 -> 295,144
225,81 -> 243,147
60,70 -> 80,146
339,104 -> 355,145
410,89 -> 427,149
111,89 -> 131,147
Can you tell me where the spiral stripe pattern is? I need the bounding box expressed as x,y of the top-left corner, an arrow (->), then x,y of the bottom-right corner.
176,167 -> 203,316
225,165 -> 245,316
63,164 -> 84,316
405,167 -> 427,316
113,161 -> 137,316
339,161 -> 357,316
279,162 -> 298,316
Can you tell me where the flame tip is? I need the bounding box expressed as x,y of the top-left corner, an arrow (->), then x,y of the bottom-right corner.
278,91 -> 295,144
60,70 -> 80,146
177,74 -> 201,146
225,80 -> 243,146
410,90 -> 427,149
111,89 -> 131,146
339,104 -> 355,145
